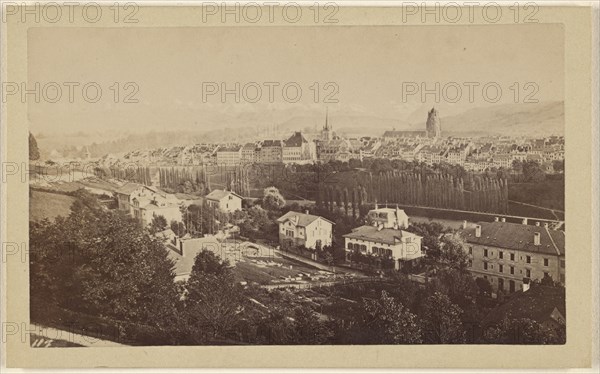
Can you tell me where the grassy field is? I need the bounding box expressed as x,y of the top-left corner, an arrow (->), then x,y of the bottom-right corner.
30,190 -> 76,221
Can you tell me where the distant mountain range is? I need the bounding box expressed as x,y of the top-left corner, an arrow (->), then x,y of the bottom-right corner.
280,101 -> 564,138
34,101 -> 563,159
433,101 -> 564,137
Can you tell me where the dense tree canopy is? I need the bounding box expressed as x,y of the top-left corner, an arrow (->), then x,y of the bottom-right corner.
350,290 -> 422,344
421,292 -> 466,344
262,186 -> 286,211
30,190 -> 180,329
483,317 -> 565,344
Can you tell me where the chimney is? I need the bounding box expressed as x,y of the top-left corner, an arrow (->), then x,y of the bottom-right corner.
501,218 -> 506,223
377,223 -> 383,231
535,222 -> 540,226
305,210 -> 310,215
543,222 -> 549,228
522,218 -> 528,225
462,220 -> 467,229
534,232 -> 541,246
522,278 -> 531,292
494,217 -> 499,222
375,202 -> 379,209
475,225 -> 481,238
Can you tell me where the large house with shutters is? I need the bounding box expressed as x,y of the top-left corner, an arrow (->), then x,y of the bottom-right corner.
277,211 -> 333,250
204,189 -> 242,213
343,206 -> 423,270
459,219 -> 565,293
115,183 -> 183,226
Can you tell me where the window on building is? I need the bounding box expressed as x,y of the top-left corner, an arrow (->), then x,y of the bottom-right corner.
484,249 -> 488,257
469,246 -> 473,255
347,242 -> 353,250
510,253 -> 515,261
544,258 -> 549,266
286,230 -> 294,237
526,255 -> 531,264
526,269 -> 531,278
360,245 -> 367,253
499,251 -> 503,259
544,272 -> 549,278
499,265 -> 503,273
468,260 -> 472,267
510,266 -> 515,275
483,262 -> 488,270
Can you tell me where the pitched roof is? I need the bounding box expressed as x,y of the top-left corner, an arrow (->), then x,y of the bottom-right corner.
343,225 -> 420,245
205,189 -> 242,201
154,228 -> 175,239
218,146 -> 241,152
262,140 -> 282,147
481,285 -> 565,327
285,132 -> 309,147
459,221 -> 565,256
277,211 -> 333,227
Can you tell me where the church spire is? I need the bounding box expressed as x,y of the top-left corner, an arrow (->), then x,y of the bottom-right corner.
324,107 -> 329,131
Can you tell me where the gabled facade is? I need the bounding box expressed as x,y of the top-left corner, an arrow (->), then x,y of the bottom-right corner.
205,189 -> 243,213
277,211 -> 333,250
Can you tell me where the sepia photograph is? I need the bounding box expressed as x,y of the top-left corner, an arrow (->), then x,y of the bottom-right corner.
1,2 -> 597,370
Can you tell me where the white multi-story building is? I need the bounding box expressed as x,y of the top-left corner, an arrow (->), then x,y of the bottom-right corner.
277,211 -> 333,250
344,206 -> 423,270
216,145 -> 242,166
205,189 -> 243,213
116,184 -> 183,226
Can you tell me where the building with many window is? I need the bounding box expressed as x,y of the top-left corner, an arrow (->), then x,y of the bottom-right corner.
282,132 -> 316,164
216,145 -> 242,166
459,219 -> 565,293
344,207 -> 423,270
241,143 -> 258,163
258,140 -> 283,163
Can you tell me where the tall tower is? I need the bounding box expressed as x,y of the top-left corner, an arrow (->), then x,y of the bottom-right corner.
426,107 -> 442,138
321,107 -> 332,141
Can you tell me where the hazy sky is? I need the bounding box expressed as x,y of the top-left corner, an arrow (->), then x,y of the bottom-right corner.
28,24 -> 564,135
